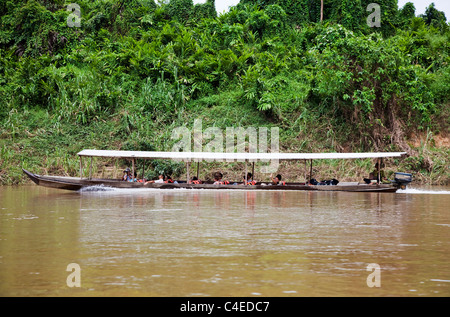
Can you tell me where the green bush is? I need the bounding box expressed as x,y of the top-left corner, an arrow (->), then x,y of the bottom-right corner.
167,0 -> 194,23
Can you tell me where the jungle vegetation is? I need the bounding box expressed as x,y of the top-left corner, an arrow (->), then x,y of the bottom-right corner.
0,0 -> 449,184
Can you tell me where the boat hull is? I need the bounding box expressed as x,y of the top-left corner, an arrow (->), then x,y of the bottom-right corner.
22,169 -> 400,193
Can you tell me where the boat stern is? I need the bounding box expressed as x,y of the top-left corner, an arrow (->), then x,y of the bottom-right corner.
390,172 -> 412,189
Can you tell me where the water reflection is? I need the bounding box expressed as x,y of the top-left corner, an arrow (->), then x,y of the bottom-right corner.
0,186 -> 449,297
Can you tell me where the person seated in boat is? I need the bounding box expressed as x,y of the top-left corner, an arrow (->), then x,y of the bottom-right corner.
213,172 -> 222,184
364,162 -> 387,184
165,175 -> 174,183
243,172 -> 256,185
155,174 -> 165,183
316,178 -> 339,185
271,174 -> 285,185
213,172 -> 229,185
135,172 -> 146,183
122,168 -> 132,181
190,176 -> 202,184
145,174 -> 164,184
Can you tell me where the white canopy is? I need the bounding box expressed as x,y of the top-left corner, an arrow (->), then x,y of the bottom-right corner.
77,150 -> 407,161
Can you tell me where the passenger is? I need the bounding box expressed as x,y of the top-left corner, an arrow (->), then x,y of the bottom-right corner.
317,179 -> 339,185
137,178 -> 145,183
272,174 -> 281,185
272,174 -> 285,185
213,172 -> 223,184
122,168 -> 132,181
213,172 -> 229,185
145,174 -> 164,184
191,176 -> 202,184
155,174 -> 165,183
364,162 -> 387,184
165,175 -> 174,183
243,172 -> 256,185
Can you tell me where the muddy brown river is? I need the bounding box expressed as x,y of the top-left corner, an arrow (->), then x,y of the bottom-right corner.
0,185 -> 449,297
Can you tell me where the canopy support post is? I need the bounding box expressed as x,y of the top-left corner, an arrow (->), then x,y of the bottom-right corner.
309,159 -> 313,184
245,162 -> 248,185
89,157 -> 93,180
304,160 -> 307,185
377,158 -> 381,185
186,161 -> 190,184
196,161 -> 200,179
132,158 -> 135,182
115,158 -> 118,179
252,161 -> 255,182
79,156 -> 83,179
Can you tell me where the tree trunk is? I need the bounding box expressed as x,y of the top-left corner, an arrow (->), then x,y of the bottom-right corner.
320,0 -> 324,21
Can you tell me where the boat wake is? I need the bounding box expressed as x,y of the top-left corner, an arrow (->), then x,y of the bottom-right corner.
79,185 -> 115,192
78,186 -> 192,194
78,185 -> 449,195
396,188 -> 450,195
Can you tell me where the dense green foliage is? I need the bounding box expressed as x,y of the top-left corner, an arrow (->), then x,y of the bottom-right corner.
0,0 -> 449,184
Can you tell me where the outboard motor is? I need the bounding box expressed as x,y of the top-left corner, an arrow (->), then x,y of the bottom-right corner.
391,172 -> 412,189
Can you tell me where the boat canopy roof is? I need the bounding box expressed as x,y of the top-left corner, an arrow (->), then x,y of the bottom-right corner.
77,150 -> 407,161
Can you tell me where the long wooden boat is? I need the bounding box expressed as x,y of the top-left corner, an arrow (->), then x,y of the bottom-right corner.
22,169 -> 402,192
23,150 -> 412,193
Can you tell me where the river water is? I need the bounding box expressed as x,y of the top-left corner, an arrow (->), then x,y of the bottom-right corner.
0,185 -> 449,297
